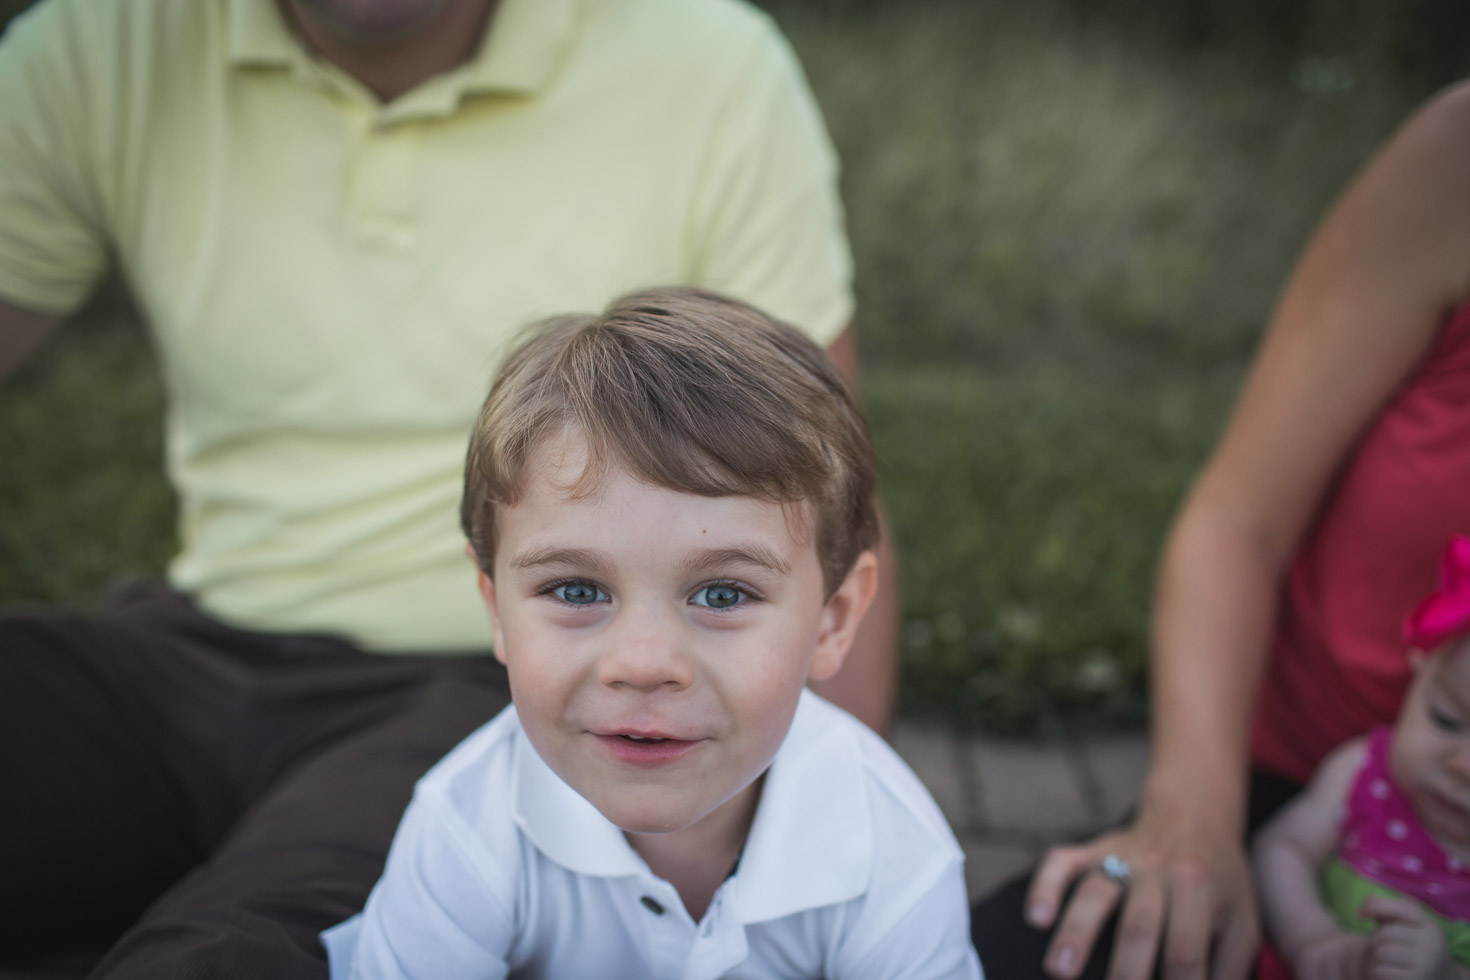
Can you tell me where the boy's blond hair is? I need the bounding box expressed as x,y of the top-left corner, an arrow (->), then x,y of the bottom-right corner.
461,287 -> 878,595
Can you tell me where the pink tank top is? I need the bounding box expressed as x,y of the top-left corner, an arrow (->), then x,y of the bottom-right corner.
1252,297 -> 1470,784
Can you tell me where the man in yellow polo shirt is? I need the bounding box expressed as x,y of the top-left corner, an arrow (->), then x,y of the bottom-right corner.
0,0 -> 897,975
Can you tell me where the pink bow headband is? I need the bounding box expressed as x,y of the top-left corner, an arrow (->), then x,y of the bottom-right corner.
1403,534 -> 1470,651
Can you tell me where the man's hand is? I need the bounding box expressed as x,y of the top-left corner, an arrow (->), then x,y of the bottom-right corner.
1293,930 -> 1369,980
1362,895 -> 1456,980
1025,803 -> 1258,980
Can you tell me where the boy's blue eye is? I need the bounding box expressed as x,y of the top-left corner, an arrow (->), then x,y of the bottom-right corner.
693,584 -> 744,609
553,582 -> 607,605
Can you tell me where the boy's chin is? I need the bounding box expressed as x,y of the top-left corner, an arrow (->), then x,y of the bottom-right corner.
593,787 -> 747,839
616,816 -> 691,837
600,798 -> 709,837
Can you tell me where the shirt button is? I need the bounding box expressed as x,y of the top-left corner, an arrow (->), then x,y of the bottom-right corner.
640,896 -> 665,915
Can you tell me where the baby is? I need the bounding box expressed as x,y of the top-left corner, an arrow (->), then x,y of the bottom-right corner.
1254,534 -> 1470,980
321,287 -> 982,978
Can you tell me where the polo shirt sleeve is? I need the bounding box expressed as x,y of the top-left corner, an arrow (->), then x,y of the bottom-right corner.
829,748 -> 984,979
835,865 -> 984,978
685,15 -> 854,347
325,785 -> 516,980
0,0 -> 112,315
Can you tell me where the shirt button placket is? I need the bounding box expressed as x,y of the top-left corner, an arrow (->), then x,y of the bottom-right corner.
636,881 -> 692,979
347,117 -> 420,252
687,891 -> 748,980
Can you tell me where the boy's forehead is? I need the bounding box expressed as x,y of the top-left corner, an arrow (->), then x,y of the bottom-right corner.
496,431 -> 818,558
532,426 -> 593,479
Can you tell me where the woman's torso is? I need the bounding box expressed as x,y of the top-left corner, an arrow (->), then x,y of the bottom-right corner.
1253,297 -> 1470,783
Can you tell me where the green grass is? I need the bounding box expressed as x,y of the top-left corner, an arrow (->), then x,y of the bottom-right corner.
0,311 -> 174,605
778,0 -> 1405,376
868,364 -> 1237,730
0,0 -> 1448,731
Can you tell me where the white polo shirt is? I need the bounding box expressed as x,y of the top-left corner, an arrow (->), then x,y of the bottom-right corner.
322,691 -> 983,979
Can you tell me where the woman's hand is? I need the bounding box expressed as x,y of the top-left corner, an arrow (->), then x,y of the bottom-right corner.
1026,799 -> 1258,980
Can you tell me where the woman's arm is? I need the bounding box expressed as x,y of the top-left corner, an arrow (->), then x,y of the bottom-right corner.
1023,80 -> 1470,980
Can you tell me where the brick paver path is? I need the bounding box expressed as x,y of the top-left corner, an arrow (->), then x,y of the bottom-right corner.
889,722 -> 1151,900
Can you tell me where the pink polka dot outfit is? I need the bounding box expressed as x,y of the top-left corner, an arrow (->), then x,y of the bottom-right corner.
1322,726 -> 1470,963
1338,728 -> 1470,914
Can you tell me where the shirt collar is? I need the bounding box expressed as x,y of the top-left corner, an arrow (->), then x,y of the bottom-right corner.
458,0 -> 578,97
226,0 -> 578,99
510,715 -> 646,879
509,691 -> 874,922
729,690 -> 873,923
227,0 -> 302,68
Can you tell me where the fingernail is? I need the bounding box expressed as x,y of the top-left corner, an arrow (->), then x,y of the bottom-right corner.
1026,902 -> 1051,927
1051,946 -> 1078,976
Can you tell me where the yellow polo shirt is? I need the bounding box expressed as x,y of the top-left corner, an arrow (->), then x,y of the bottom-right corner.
0,0 -> 852,650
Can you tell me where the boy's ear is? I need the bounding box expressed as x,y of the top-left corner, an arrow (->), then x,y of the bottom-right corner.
467,544 -> 509,667
809,550 -> 879,682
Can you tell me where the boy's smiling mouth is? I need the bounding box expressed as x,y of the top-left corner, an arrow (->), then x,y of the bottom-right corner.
593,729 -> 704,766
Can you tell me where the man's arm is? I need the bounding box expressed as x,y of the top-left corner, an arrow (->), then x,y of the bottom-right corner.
0,297 -> 62,380
811,326 -> 901,736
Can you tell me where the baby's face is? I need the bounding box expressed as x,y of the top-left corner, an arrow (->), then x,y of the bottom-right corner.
477,430 -> 868,849
1391,639 -> 1470,854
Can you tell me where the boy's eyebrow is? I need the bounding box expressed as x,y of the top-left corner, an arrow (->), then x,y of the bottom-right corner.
683,546 -> 792,577
507,546 -> 613,575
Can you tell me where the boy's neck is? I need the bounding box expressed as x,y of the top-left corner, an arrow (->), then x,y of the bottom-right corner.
626,776 -> 764,922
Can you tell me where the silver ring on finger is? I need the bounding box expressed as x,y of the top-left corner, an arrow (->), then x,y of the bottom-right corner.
1099,853 -> 1132,888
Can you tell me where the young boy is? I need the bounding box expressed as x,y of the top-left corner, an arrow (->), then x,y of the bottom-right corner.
321,288 -> 982,979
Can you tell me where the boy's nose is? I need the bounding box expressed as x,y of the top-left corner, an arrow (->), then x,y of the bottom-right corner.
596,609 -> 693,691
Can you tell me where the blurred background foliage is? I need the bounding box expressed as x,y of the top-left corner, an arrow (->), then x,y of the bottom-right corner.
4,0 -> 1470,732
